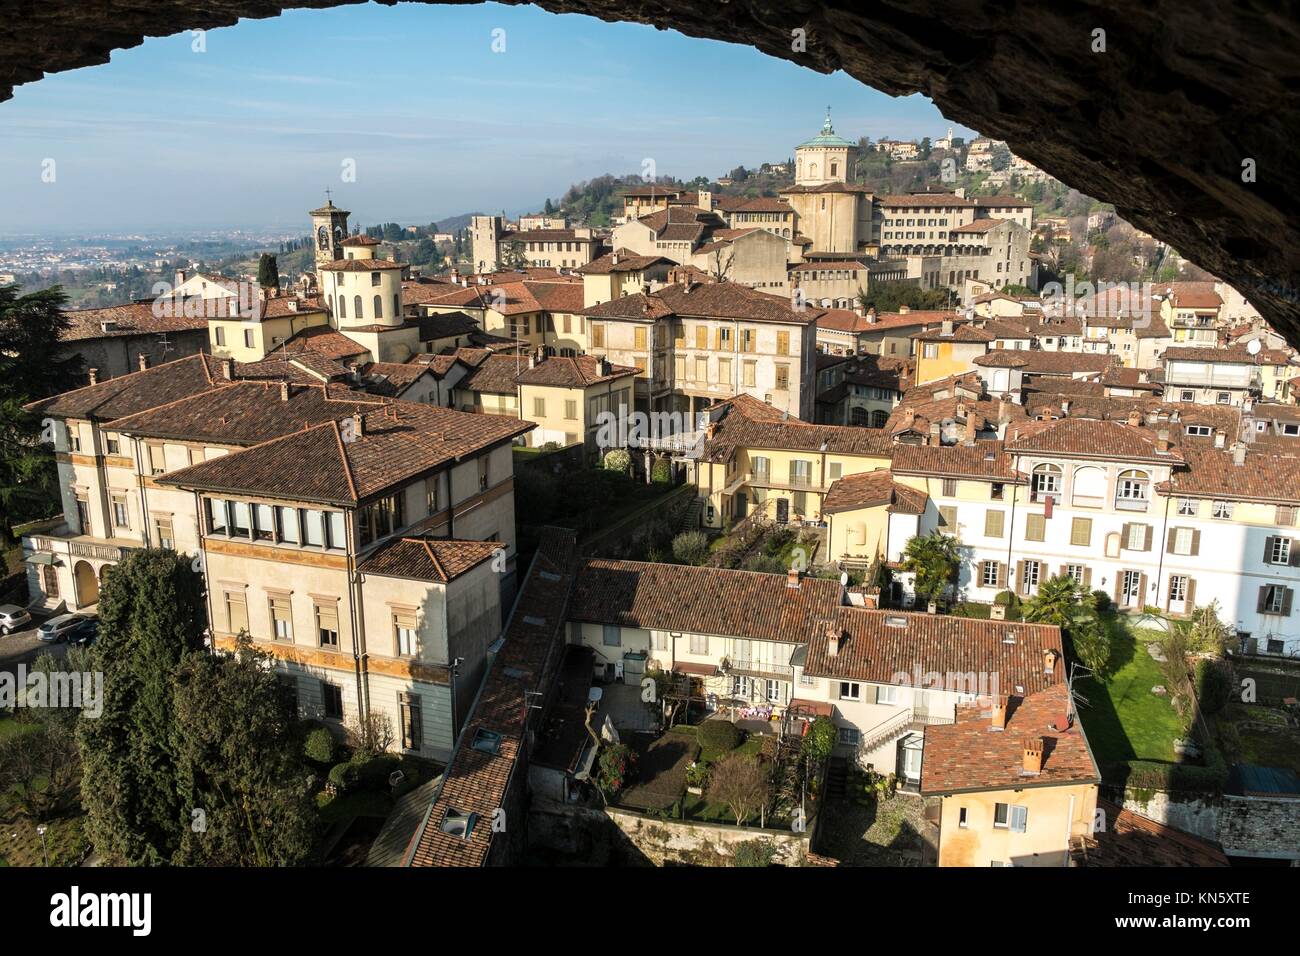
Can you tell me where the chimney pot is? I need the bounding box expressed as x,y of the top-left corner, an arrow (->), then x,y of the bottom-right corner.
279,381 -> 291,402
941,318 -> 952,335
1043,647 -> 1060,674
786,567 -> 801,589
1232,443 -> 1247,466
87,368 -> 99,386
220,358 -> 234,380
137,353 -> 150,372
991,695 -> 1009,731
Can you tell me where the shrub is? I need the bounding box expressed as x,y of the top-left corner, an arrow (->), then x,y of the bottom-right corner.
602,449 -> 631,473
1194,658 -> 1232,716
800,716 -> 836,767
304,727 -> 336,765
1092,590 -> 1113,614
699,719 -> 742,755
597,742 -> 636,795
327,760 -> 361,794
355,752 -> 401,789
671,530 -> 710,566
993,590 -> 1018,608
732,839 -> 778,867
650,457 -> 673,484
742,553 -> 786,574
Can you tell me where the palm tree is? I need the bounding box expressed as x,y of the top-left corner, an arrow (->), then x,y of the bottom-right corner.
1023,574 -> 1085,627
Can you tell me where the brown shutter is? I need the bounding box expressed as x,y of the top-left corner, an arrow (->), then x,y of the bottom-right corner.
1016,560 -> 1025,595
1257,586 -> 1270,613
1083,566 -> 1092,588
1263,536 -> 1275,564
1142,525 -> 1153,552
1166,527 -> 1176,554
1121,523 -> 1132,549
1059,565 -> 1068,579
1139,573 -> 1149,604
1185,578 -> 1196,612
1190,529 -> 1200,556
1114,574 -> 1123,603
997,563 -> 1008,589
1290,538 -> 1300,567
1284,589 -> 1295,616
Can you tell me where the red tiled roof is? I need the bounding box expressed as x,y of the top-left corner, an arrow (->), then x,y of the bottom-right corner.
1075,801 -> 1229,866
822,470 -> 928,514
514,354 -> 639,388
921,684 -> 1099,794
359,537 -> 500,583
568,559 -> 843,645
704,395 -> 894,459
26,353 -> 225,421
1005,417 -> 1184,463
890,442 -> 1022,481
584,282 -> 814,326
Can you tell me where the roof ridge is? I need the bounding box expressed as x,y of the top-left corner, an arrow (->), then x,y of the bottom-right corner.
97,381 -> 239,429
421,538 -> 448,582
331,418 -> 360,503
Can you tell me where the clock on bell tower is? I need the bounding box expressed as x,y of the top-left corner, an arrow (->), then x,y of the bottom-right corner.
309,192 -> 351,271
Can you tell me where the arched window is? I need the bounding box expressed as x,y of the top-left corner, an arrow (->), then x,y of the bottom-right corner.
1031,463 -> 1061,501
1115,469 -> 1150,510
850,406 -> 868,427
337,295 -> 346,319
870,409 -> 889,428
1072,465 -> 1105,506
354,295 -> 363,319
393,293 -> 401,318
373,295 -> 383,320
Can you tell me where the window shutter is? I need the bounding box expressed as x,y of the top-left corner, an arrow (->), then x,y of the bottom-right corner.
1263,536 -> 1275,564
1139,573 -> 1148,602
1059,565 -> 1068,579
1142,525 -> 1153,552
1284,589 -> 1295,616
1185,578 -> 1196,611
997,563 -> 1008,589
1190,529 -> 1200,556
1010,805 -> 1028,833
1166,527 -> 1177,554
1015,560 -> 1025,594
1290,539 -> 1300,568
873,686 -> 883,704
1083,566 -> 1092,588
1121,523 -> 1132,548
1114,574 -> 1123,603
1257,586 -> 1270,613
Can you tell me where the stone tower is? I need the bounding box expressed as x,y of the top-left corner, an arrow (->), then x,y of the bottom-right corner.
310,195 -> 350,272
795,107 -> 858,187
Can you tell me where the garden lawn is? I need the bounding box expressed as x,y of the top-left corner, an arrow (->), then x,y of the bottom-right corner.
1074,621 -> 1182,765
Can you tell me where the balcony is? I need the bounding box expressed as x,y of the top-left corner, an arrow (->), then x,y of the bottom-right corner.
24,528 -> 136,563
725,472 -> 828,495
720,657 -> 795,682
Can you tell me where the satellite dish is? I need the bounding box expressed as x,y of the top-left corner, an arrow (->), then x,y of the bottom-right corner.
1246,339 -> 1262,355
840,572 -> 849,586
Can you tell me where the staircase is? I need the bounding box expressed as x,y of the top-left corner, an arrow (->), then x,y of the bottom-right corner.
858,708 -> 915,756
678,497 -> 703,532
825,756 -> 849,799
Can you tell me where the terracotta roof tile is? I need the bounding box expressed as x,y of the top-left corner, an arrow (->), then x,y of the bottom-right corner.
359,537 -> 500,582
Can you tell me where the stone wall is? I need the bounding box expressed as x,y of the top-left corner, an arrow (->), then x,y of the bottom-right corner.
1217,794 -> 1300,861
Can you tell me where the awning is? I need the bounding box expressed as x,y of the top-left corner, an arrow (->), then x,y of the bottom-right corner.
24,553 -> 57,565
672,661 -> 719,677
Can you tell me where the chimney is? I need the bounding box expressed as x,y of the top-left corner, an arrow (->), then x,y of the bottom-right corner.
866,307 -> 877,325
528,351 -> 537,369
899,304 -> 910,315
220,358 -> 234,380
826,625 -> 840,658
279,381 -> 291,402
1127,408 -> 1141,427
990,695 -> 1008,731
1232,442 -> 1247,466
87,368 -> 99,386
175,269 -> 188,288
941,318 -> 953,336
353,413 -> 365,438
1043,647 -> 1060,675
928,421 -> 941,445
137,353 -> 150,372
1156,428 -> 1171,453
1061,399 -> 1071,416
1022,737 -> 1044,774
786,567 -> 802,589
287,298 -> 299,312
1214,430 -> 1226,449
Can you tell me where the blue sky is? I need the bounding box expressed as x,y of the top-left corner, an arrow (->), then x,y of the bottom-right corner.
0,2 -> 974,234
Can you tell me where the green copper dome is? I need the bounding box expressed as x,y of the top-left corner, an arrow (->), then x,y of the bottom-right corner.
797,107 -> 857,149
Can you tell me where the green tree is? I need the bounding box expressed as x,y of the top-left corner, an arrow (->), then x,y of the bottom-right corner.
800,716 -> 836,767
1024,574 -> 1087,627
901,531 -> 960,605
0,284 -> 81,542
256,253 -> 280,290
77,549 -> 208,865
171,638 -> 317,866
858,281 -> 953,313
671,530 -> 709,566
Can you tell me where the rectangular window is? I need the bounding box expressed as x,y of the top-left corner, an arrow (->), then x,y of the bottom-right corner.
776,331 -> 790,356
564,399 -> 577,420
959,807 -> 969,828
1022,560 -> 1042,592
253,503 -> 275,541
153,515 -> 174,550
981,560 -> 999,587
695,357 -> 708,382
1025,513 -> 1046,542
775,364 -> 790,390
742,361 -> 756,387
478,456 -> 490,492
1125,523 -> 1148,551
224,590 -> 248,635
994,803 -> 1009,828
277,505 -> 299,543
990,482 -> 1004,501
591,324 -> 604,348
75,494 -> 91,533
718,357 -> 732,383
105,436 -> 120,456
984,510 -> 1004,538
602,624 -> 621,647
1212,500 -> 1234,519
326,512 -> 346,550
837,727 -> 860,746
1066,564 -> 1087,584
315,601 -> 340,648
1277,505 -> 1297,526
1070,517 -> 1092,547
876,684 -> 900,705
689,634 -> 708,655
400,693 -> 422,751
533,397 -> 546,417
269,594 -> 292,641
942,478 -> 959,497
303,510 -> 324,547
394,609 -> 417,656
215,326 -> 226,346
1169,575 -> 1188,604
231,500 -> 251,537
207,498 -> 228,535
147,444 -> 166,475
634,327 -> 647,351
695,326 -> 708,350
838,681 -> 860,701
938,505 -> 957,531
1009,805 -> 1028,833
1177,497 -> 1198,516
741,329 -> 755,353
1170,526 -> 1195,555
243,328 -> 255,349
322,683 -> 344,720
1268,536 -> 1292,565
112,494 -> 129,529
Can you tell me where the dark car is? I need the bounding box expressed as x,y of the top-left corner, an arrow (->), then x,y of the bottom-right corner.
65,617 -> 100,647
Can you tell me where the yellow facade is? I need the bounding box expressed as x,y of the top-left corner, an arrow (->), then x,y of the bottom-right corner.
935,783 -> 1097,867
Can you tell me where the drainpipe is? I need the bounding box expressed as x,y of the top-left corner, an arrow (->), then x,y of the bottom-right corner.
1006,455 -> 1020,588
194,489 -> 216,651
345,509 -> 369,726
132,435 -> 152,547
1154,491 -> 1172,611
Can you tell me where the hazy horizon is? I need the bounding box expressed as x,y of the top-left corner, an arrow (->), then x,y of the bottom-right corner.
0,2 -> 975,235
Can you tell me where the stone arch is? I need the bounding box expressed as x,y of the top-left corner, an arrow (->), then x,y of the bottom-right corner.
1,2 -> 1297,342
73,560 -> 98,608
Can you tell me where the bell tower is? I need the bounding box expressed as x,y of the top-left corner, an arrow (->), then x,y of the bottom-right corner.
310,191 -> 350,272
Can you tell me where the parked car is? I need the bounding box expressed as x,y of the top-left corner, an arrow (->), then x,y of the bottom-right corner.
0,604 -> 32,635
66,617 -> 100,647
36,613 -> 91,643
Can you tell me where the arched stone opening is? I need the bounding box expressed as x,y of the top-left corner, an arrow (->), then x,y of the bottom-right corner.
73,560 -> 99,608
1,2 -> 1296,342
